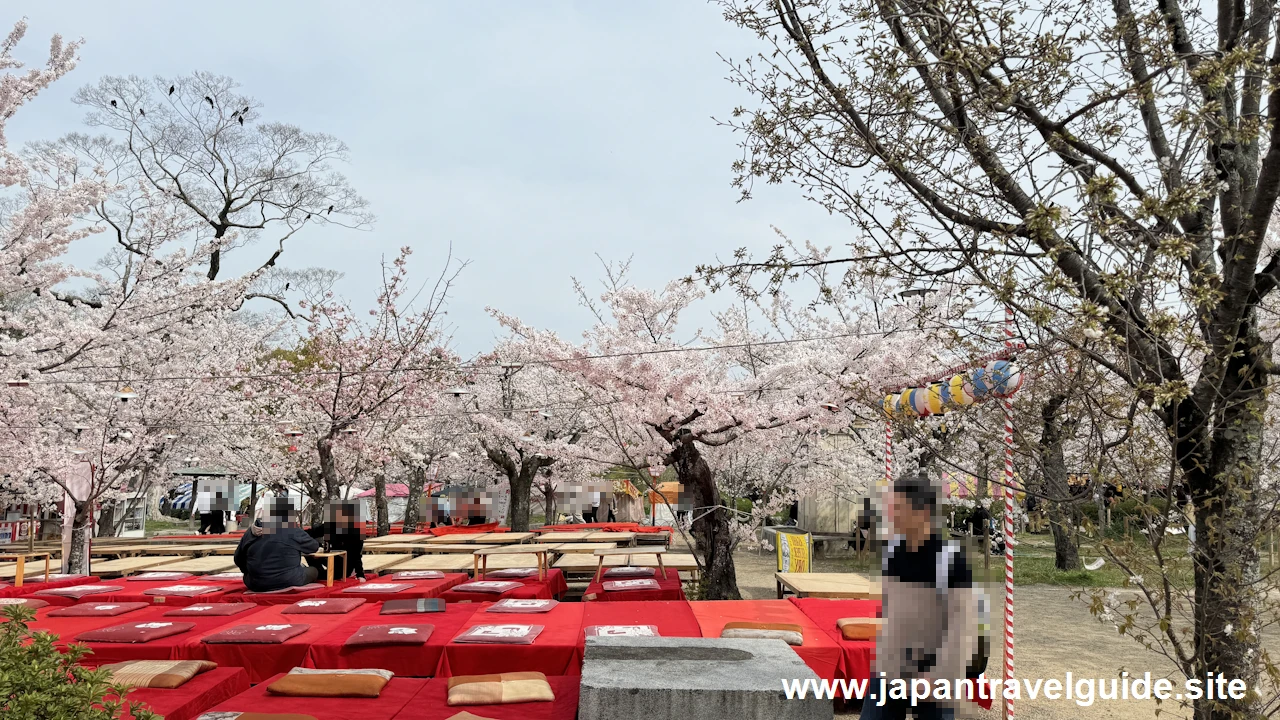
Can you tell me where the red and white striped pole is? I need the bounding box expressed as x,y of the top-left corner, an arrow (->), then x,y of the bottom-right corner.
884,419 -> 893,484
1002,306 -> 1016,719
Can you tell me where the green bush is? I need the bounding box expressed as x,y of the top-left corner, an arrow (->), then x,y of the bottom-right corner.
0,605 -> 157,719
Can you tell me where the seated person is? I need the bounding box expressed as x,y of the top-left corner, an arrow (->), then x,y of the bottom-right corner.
306,502 -> 365,579
234,498 -> 321,592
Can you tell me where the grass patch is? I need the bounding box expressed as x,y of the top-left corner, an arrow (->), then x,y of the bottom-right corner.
145,518 -> 189,535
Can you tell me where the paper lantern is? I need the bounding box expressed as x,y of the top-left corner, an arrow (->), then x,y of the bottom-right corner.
896,392 -> 918,418
883,394 -> 899,417
926,383 -> 945,415
969,366 -> 992,400
910,388 -> 932,417
987,360 -> 1024,398
948,374 -> 975,407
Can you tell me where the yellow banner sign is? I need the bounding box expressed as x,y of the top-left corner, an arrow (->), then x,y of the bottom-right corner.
777,531 -> 812,573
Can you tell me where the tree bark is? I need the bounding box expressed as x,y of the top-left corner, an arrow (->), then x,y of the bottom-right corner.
403,465 -> 426,532
670,438 -> 740,600
316,435 -> 339,501
1039,395 -> 1082,571
508,464 -> 535,532
298,467 -> 325,527
95,501 -> 116,538
373,472 -> 390,537
66,500 -> 93,575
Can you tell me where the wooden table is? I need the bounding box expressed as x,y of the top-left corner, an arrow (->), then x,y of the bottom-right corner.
418,544 -> 498,554
307,551 -> 347,587
0,552 -> 51,587
91,555 -> 188,577
474,532 -> 536,544
157,556 -> 240,574
424,533 -> 487,544
548,542 -> 617,554
137,544 -> 216,556
360,553 -> 413,573
592,547 -> 667,582
535,531 -> 594,543
472,544 -> 557,580
774,572 -> 881,599
365,534 -> 432,544
554,552 -> 701,579
586,531 -> 636,546
392,554 -> 475,572
89,544 -> 155,558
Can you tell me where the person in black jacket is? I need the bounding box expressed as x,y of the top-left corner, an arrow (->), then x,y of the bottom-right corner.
234,498 -> 320,592
305,502 -> 364,579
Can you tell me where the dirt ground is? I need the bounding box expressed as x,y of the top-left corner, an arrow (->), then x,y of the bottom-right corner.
727,547 -> 1278,719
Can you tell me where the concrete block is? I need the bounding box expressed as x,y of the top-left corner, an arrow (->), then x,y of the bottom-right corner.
579,636 -> 833,720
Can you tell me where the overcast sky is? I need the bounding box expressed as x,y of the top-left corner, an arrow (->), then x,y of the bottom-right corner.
11,1 -> 850,355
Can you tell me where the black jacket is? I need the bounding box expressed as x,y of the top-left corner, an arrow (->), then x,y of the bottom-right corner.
306,522 -> 364,577
234,525 -> 320,592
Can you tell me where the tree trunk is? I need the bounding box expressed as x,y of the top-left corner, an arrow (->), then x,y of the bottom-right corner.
316,435 -> 339,501
298,468 -> 325,527
1039,396 -> 1082,571
374,472 -> 390,537
1184,339 -> 1266,719
508,464 -> 535,532
67,499 -> 93,575
403,466 -> 426,532
671,438 -> 740,600
96,502 -> 116,538
541,484 -> 557,525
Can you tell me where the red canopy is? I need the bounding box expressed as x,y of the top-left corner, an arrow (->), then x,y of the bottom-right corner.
355,484 -> 410,498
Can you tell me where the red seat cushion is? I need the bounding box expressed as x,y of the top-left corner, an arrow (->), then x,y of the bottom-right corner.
389,571 -> 443,581
381,599 -> 446,615
449,581 -> 522,594
339,583 -> 412,594
601,579 -> 660,592
0,597 -> 47,610
452,624 -> 544,645
201,623 -> 312,644
343,624 -> 434,647
77,621 -> 196,643
49,602 -> 150,617
485,599 -> 559,614
144,585 -> 226,597
36,583 -> 123,598
281,598 -> 366,615
128,572 -> 194,582
162,603 -> 258,617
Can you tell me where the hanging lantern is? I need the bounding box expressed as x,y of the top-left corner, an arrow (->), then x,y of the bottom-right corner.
163,433 -> 178,441
115,386 -> 138,402
6,379 -> 29,388
70,447 -> 88,456
339,427 -> 358,435
820,402 -> 841,413
540,410 -> 552,419
118,430 -> 133,441
882,394 -> 898,417
969,366 -> 993,401
896,391 -> 918,418
445,386 -> 472,398
987,360 -> 1024,398
910,387 -> 932,417
287,445 -> 298,453
948,374 -> 975,407
926,383 -> 945,415
283,428 -> 304,438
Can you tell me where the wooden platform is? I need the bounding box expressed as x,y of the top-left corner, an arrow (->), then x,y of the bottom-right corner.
155,556 -> 240,574
88,544 -> 156,558
391,554 -> 475,572
360,554 -> 413,573
423,533 -> 487,544
535,531 -> 594,542
547,542 -> 617,554
554,552 -> 699,578
90,555 -> 187,577
474,532 -> 536,544
365,534 -> 432,544
774,572 -> 880,599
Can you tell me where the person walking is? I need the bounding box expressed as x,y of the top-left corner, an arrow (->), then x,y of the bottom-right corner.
863,473 -> 986,720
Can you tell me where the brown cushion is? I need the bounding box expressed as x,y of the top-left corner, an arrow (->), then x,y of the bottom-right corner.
389,571 -> 443,580
129,571 -> 194,582
836,616 -> 882,641
601,579 -> 660,592
265,668 -> 394,698
49,602 -> 150,617
583,624 -> 660,637
281,598 -> 366,614
602,567 -> 656,579
343,624 -> 434,647
340,582 -> 412,594
446,671 -> 554,706
77,621 -> 196,643
99,659 -> 217,689
0,597 -> 48,609
163,603 -> 258,617
452,624 -> 543,645
381,598 -> 445,615
720,622 -> 804,646
201,623 -> 311,644
144,584 -> 224,597
35,584 -> 122,598
450,581 -> 521,594
485,599 -> 558,614
445,713 -> 500,720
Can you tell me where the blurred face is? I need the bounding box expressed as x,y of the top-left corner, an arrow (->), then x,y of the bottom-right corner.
891,492 -> 932,539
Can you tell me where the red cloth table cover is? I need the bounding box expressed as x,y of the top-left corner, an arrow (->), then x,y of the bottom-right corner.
176,604 -> 351,682
222,577 -> 359,606
688,600 -> 841,681
338,574 -> 467,602
0,575 -> 98,598
537,522 -> 671,534
116,666 -> 250,720
478,568 -> 569,600
582,573 -> 685,602
787,597 -> 880,682
304,603 -> 480,677
440,580 -> 554,604
389,675 -> 580,720
579,600 -> 702,643
205,673 -> 427,719
428,523 -> 503,536
437,601 -> 584,677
